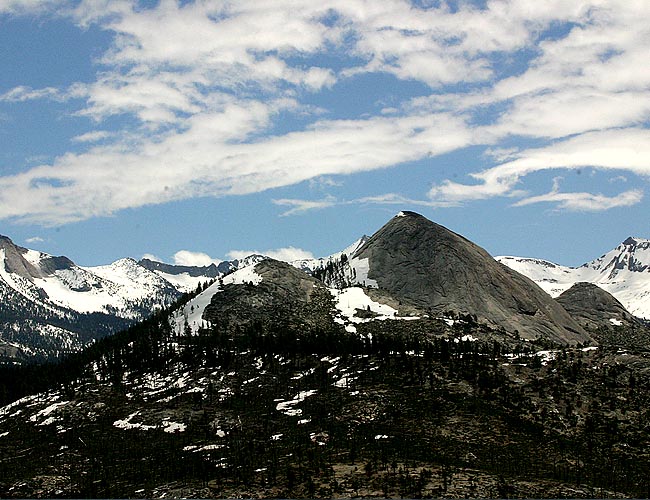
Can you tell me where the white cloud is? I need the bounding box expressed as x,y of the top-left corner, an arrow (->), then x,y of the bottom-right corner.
1,0 -> 649,223
356,193 -> 456,208
141,253 -> 161,262
226,247 -> 315,262
173,250 -> 220,267
0,0 -> 65,15
0,110 -> 473,225
71,131 -> 114,143
274,192 -> 456,216
25,236 -> 44,244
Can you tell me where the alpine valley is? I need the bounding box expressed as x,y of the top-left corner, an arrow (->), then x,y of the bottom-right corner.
1,212 -> 650,498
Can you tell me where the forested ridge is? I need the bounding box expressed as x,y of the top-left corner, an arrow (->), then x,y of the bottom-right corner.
1,280 -> 650,498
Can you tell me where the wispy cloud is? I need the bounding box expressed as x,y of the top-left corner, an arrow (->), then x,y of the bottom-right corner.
274,192 -> 456,216
0,0 -> 649,224
0,110 -> 472,225
25,236 -> 44,244
273,196 -> 338,216
429,129 -> 650,209
0,86 -> 64,102
513,189 -> 643,212
0,0 -> 65,15
70,131 -> 114,143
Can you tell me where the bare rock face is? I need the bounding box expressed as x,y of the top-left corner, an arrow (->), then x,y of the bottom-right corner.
0,235 -> 76,280
353,212 -> 592,345
556,282 -> 640,331
0,235 -> 42,280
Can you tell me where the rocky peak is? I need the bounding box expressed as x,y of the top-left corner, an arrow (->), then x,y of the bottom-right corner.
353,211 -> 591,345
39,255 -> 76,275
139,258 -> 221,278
203,259 -> 333,332
584,236 -> 650,277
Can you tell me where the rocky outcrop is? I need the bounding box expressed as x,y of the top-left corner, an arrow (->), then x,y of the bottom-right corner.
203,259 -> 336,332
352,211 -> 592,345
556,282 -> 640,330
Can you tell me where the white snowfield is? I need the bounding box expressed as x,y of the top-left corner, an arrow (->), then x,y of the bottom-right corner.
497,237 -> 650,319
348,256 -> 378,288
222,265 -> 263,286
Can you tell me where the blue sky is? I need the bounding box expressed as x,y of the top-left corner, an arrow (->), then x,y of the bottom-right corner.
0,0 -> 649,267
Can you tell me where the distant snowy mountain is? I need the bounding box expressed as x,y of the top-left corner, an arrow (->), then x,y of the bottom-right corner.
139,255 -> 266,293
497,237 -> 650,319
0,236 -> 181,319
0,235 -> 182,361
0,231 -> 370,361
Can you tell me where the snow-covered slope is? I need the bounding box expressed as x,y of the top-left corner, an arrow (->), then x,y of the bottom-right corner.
0,235 -> 181,361
0,240 -> 181,320
497,237 -> 650,319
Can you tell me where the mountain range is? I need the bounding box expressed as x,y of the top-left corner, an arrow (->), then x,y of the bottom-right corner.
2,212 -> 650,498
1,211 -> 649,361
497,236 -> 650,319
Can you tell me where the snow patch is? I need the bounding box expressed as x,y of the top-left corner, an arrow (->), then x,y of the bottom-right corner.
156,271 -> 207,293
349,257 -> 377,288
162,421 -> 186,433
275,390 -> 317,416
113,411 -> 156,431
332,287 -> 419,325
172,281 -> 220,335
535,350 -> 559,366
29,401 -> 69,426
454,334 -> 478,343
